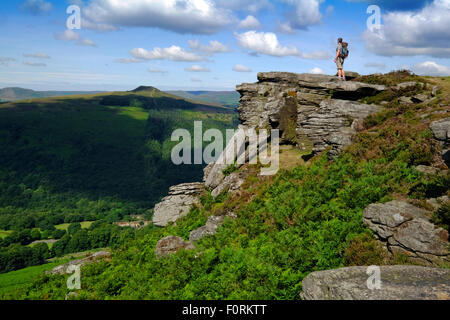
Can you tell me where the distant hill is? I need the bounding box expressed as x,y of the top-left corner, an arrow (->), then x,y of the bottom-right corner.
166,90 -> 240,109
0,87 -> 104,102
0,83 -> 237,224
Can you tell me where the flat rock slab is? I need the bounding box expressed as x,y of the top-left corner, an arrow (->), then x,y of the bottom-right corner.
49,251 -> 111,275
301,266 -> 450,300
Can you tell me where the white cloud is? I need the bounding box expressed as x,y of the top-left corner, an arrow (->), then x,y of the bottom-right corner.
308,67 -> 324,74
235,31 -> 330,59
326,5 -> 334,15
299,51 -> 331,60
364,62 -> 386,69
24,62 -> 47,67
55,30 -> 97,47
185,65 -> 210,72
235,31 -> 299,57
82,0 -> 231,34
77,38 -> 97,47
238,15 -> 261,29
362,0 -> 450,58
23,53 -> 50,59
130,46 -> 205,62
114,58 -> 143,64
412,61 -> 450,76
277,22 -> 296,34
0,57 -> 16,66
188,40 -> 230,56
233,64 -> 252,72
20,0 -> 52,15
56,30 -> 80,41
213,0 -> 271,13
148,67 -> 168,74
280,0 -> 323,30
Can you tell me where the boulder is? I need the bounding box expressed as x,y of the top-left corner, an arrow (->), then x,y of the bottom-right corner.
189,215 -> 225,242
301,266 -> 450,300
395,82 -> 418,91
431,85 -> 440,97
399,96 -> 413,104
430,118 -> 450,144
411,94 -> 429,104
155,236 -> 195,257
152,182 -> 204,227
430,118 -> 450,166
363,200 -> 449,265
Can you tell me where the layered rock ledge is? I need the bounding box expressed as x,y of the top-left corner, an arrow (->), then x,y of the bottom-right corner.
363,200 -> 449,266
236,72 -> 386,158
152,182 -> 205,227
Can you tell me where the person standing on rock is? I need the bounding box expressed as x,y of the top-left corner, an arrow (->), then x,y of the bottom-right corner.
334,38 -> 346,81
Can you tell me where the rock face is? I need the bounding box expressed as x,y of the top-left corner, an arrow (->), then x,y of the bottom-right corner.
202,72 -> 387,192
301,266 -> 450,300
155,236 -> 195,257
430,118 -> 450,166
49,251 -> 111,275
211,171 -> 246,197
189,215 -> 225,242
152,182 -> 205,227
363,200 -> 449,266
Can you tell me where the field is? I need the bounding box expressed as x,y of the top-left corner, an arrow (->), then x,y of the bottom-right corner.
0,260 -> 69,296
0,248 -> 107,298
55,221 -> 95,231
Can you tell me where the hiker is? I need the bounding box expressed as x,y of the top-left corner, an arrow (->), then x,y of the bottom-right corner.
334,38 -> 349,81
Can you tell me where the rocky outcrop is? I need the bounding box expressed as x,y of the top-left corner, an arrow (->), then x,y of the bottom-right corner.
49,251 -> 111,275
202,72 -> 387,192
301,266 -> 450,300
299,99 -> 382,156
363,200 -> 449,266
430,118 -> 450,166
152,182 -> 205,227
189,215 -> 225,242
155,236 -> 195,257
237,72 -> 385,129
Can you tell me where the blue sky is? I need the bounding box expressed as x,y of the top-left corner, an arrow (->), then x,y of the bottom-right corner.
0,0 -> 449,91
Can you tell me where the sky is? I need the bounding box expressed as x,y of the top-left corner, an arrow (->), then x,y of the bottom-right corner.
0,0 -> 449,91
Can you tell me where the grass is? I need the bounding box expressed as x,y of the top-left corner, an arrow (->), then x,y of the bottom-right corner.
0,259 -> 70,297
55,221 -> 95,231
0,230 -> 12,239
0,247 -> 108,298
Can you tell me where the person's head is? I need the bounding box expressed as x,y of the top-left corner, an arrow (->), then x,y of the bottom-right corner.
343,42 -> 348,48
338,38 -> 343,44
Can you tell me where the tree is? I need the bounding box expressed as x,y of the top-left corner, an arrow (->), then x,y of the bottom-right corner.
31,228 -> 41,241
68,223 -> 82,235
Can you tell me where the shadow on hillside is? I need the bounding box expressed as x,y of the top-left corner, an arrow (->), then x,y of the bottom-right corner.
0,100 -> 208,209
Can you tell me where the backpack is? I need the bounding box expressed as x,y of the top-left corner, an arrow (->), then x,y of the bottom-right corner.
341,45 -> 349,59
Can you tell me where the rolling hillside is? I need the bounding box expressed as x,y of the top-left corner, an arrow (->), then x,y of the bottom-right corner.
166,90 -> 240,109
0,87 -> 104,102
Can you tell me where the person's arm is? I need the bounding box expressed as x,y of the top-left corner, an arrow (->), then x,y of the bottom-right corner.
334,48 -> 340,62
